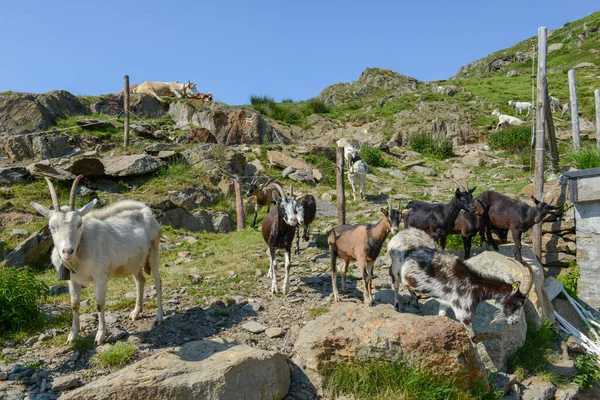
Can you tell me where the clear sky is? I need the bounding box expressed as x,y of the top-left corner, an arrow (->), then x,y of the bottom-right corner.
1,1 -> 598,105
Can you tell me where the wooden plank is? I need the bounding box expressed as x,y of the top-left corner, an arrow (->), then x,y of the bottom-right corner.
533,26 -> 547,261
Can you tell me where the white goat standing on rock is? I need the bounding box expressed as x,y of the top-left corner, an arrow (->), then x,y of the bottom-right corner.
492,109 -> 524,130
31,176 -> 164,345
508,100 -> 533,116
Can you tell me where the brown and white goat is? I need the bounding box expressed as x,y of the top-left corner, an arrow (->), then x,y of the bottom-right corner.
247,177 -> 281,228
388,228 -> 533,339
328,201 -> 401,305
476,190 -> 557,262
402,187 -> 476,249
295,194 -> 317,255
261,183 -> 299,294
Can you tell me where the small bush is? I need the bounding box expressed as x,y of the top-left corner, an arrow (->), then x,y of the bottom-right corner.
409,133 -> 454,160
93,342 -> 137,368
557,262 -> 579,299
0,268 -> 49,334
250,94 -> 276,106
306,98 -> 331,115
574,354 -> 600,391
488,126 -> 531,151
359,146 -> 391,168
249,94 -> 301,125
565,147 -> 600,170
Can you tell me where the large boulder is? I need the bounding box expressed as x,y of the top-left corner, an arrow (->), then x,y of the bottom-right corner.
184,145 -> 246,177
0,90 -> 85,135
168,186 -> 220,211
89,93 -> 167,119
267,151 -> 311,171
152,201 -> 235,233
102,154 -> 164,177
0,166 -> 30,185
293,302 -> 486,391
27,161 -> 76,181
0,133 -> 75,162
169,102 -> 290,145
60,339 -> 290,400
64,157 -> 105,177
3,225 -> 53,269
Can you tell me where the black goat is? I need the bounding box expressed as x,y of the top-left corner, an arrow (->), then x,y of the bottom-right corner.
476,190 -> 557,262
402,187 -> 476,249
452,200 -> 508,259
295,194 -> 317,255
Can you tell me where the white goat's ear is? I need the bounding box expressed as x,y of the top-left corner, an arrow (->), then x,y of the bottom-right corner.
31,201 -> 52,218
78,199 -> 97,216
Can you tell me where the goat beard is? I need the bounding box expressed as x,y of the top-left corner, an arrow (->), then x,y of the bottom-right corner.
490,310 -> 507,324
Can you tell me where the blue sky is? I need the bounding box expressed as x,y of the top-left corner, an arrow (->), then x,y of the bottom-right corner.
0,1 -> 597,105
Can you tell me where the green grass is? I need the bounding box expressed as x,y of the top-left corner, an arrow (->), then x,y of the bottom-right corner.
0,268 -> 49,334
92,342 -> 137,368
444,234 -> 482,251
409,133 -> 454,160
302,154 -> 336,188
307,306 -> 329,318
322,360 -> 500,400
565,147 -> 600,170
359,145 -> 392,167
574,354 -> 600,391
306,98 -> 331,114
488,126 -> 531,151
508,321 -> 564,385
557,262 -> 579,299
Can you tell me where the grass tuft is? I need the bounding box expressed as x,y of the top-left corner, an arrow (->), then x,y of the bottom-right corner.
557,262 -> 579,299
409,133 -> 454,160
0,268 -> 49,334
359,146 -> 392,167
574,354 -> 600,391
307,306 -> 329,318
306,98 -> 331,114
92,342 -> 137,368
488,126 -> 531,151
565,147 -> 600,170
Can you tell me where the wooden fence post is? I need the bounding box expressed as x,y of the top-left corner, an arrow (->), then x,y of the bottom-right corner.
568,69 -> 580,149
124,75 -> 130,148
595,89 -> 600,148
233,175 -> 245,231
533,26 -> 547,261
336,147 -> 346,225
544,89 -> 560,173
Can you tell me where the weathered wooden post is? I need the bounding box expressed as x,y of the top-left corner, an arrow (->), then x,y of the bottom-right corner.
595,89 -> 600,148
124,75 -> 130,148
544,90 -> 560,173
568,69 -> 580,149
336,147 -> 346,225
533,26 -> 548,261
233,175 -> 245,230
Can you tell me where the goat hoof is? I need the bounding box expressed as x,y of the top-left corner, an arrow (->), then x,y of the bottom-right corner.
95,334 -> 106,345
66,332 -> 78,345
129,310 -> 142,321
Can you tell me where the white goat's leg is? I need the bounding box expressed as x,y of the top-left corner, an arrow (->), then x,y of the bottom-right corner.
270,248 -> 279,294
130,271 -> 145,321
67,280 -> 82,344
349,178 -> 357,201
94,279 -> 108,345
266,248 -> 273,278
150,243 -> 164,323
282,249 -> 291,294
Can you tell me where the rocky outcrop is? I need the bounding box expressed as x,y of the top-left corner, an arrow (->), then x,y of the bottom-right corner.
102,154 -> 164,177
153,201 -> 235,233
89,93 -> 167,119
169,102 -> 290,145
0,166 -> 30,185
293,302 -> 486,391
0,133 -> 75,162
183,145 -> 247,178
61,339 -> 290,400
168,186 -> 220,211
0,90 -> 85,135
3,225 -> 52,269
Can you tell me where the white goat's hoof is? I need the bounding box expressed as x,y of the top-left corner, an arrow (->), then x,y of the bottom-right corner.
129,310 -> 142,321
66,331 -> 78,345
95,333 -> 106,345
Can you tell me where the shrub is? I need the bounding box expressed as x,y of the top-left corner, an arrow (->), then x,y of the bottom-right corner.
574,354 -> 600,391
557,262 -> 579,299
359,146 -> 391,168
306,98 -> 331,114
0,268 -> 49,334
488,126 -> 531,151
565,147 -> 600,170
92,342 -> 137,368
249,94 -> 301,125
409,133 -> 455,160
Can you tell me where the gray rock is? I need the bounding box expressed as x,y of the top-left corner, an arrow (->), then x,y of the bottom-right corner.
553,382 -> 579,400
0,371 -> 7,380
265,328 -> 285,338
209,211 -> 236,233
27,161 -> 76,181
379,168 -> 407,180
0,166 -> 30,185
105,328 -> 129,344
51,374 -> 81,392
282,166 -> 295,178
168,186 -> 219,211
242,321 -> 267,334
4,225 -> 53,269
410,165 -> 437,176
49,285 -> 69,295
315,199 -> 337,218
288,170 -> 316,186
60,339 -> 290,400
63,157 -> 105,178
103,154 -> 164,177
520,376 -> 556,400
90,93 -> 167,119
243,159 -> 265,177
506,70 -> 519,77
548,43 -> 564,53
243,303 -> 263,312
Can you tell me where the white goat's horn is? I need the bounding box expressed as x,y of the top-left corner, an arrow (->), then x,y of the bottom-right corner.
44,177 -> 61,211
69,175 -> 84,211
514,259 -> 534,296
450,178 -> 463,191
271,182 -> 288,201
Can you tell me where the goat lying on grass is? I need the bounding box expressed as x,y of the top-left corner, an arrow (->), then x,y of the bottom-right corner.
329,201 -> 400,305
402,187 -> 476,249
476,190 -> 557,263
262,183 -> 300,294
388,228 -> 533,339
32,176 -> 163,345
492,109 -> 524,130
295,194 -> 317,255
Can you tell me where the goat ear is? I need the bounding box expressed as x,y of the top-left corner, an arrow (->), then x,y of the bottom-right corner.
455,188 -> 460,196
469,187 -> 477,194
531,196 -> 541,205
380,207 -> 389,216
511,281 -> 521,294
78,199 -> 97,217
31,201 -> 52,218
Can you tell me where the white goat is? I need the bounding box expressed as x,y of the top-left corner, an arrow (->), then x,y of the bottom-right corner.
31,176 -> 163,345
560,103 -> 570,117
508,100 -> 533,116
492,109 -> 524,130
549,95 -> 560,113
336,138 -> 360,168
347,159 -> 368,201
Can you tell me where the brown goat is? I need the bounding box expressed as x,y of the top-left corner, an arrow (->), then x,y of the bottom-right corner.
295,194 -> 317,255
247,177 -> 281,228
328,201 -> 401,305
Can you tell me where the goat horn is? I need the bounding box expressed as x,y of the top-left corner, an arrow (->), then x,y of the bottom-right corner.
44,177 -> 61,211
271,182 -> 288,201
259,177 -> 275,190
69,175 -> 84,211
387,198 -> 392,212
450,178 -> 463,191
513,259 -> 534,297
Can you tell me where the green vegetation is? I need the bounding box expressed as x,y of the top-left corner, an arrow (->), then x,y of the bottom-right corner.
250,95 -> 301,125
302,153 -> 336,188
92,342 -> 138,368
359,145 -> 392,167
574,354 -> 600,391
409,133 -> 454,160
508,321 -> 563,385
565,147 -> 600,170
0,268 -> 49,334
488,126 -> 531,152
306,98 -> 331,114
307,306 -> 329,318
322,360 -> 500,400
557,262 -> 579,299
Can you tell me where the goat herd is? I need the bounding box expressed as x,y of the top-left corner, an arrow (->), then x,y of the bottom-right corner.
492,95 -> 570,130
32,147 -> 559,343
